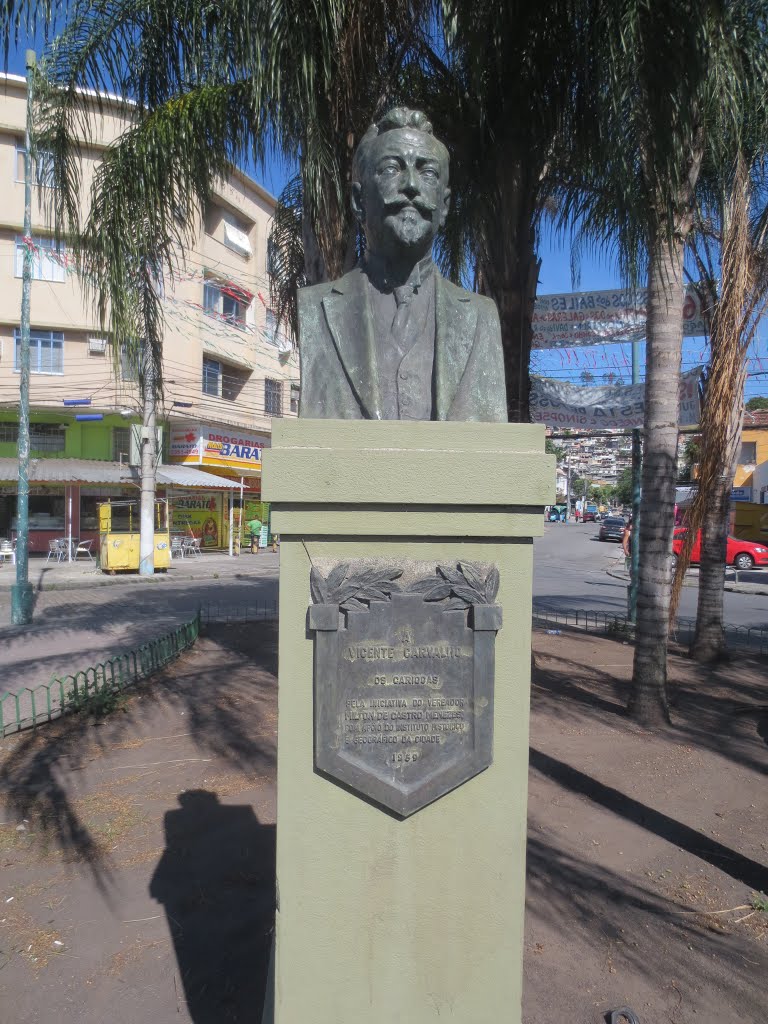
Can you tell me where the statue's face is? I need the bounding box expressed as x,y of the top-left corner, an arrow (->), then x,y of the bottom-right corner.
353,128 -> 450,259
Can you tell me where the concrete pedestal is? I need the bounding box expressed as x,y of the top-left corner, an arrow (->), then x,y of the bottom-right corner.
262,421 -> 553,1024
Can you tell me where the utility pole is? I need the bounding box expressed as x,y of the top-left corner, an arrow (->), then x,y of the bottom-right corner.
11,50 -> 36,625
565,453 -> 571,515
138,350 -> 157,576
629,339 -> 642,622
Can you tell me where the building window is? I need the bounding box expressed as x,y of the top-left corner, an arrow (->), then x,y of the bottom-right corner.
202,357 -> 222,397
265,378 -> 283,417
265,308 -> 278,346
739,441 -> 757,464
120,345 -> 139,382
15,330 -> 64,374
15,143 -> 56,187
203,278 -> 251,329
290,383 -> 300,414
15,235 -> 66,282
222,210 -> 253,257
29,423 -> 65,453
112,427 -> 131,462
0,422 -> 65,451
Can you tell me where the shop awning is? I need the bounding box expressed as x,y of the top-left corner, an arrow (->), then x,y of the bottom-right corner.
156,466 -> 237,489
0,458 -> 236,489
0,458 -> 131,485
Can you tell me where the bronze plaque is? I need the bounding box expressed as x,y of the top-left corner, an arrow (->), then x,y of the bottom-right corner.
309,561 -> 501,817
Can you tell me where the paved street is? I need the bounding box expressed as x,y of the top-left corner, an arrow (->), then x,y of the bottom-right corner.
0,553 -> 280,700
533,520 -> 768,629
2,528 -> 767,704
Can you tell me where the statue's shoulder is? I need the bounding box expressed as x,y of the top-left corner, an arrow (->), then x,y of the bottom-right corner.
438,277 -> 498,318
298,268 -> 363,311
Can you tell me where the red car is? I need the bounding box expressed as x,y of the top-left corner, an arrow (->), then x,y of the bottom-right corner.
672,527 -> 768,570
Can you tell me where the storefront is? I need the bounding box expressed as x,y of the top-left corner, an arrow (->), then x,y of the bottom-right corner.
0,458 -> 236,555
168,422 -> 270,547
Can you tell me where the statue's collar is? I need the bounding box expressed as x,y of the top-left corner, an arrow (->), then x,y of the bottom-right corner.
361,253 -> 435,294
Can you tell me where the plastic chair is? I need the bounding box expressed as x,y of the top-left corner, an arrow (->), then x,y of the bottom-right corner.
46,538 -> 65,563
171,536 -> 185,559
75,538 -> 95,562
183,536 -> 203,558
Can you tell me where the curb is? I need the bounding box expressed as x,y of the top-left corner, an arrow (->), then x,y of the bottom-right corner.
606,567 -> 768,596
0,566 -> 276,594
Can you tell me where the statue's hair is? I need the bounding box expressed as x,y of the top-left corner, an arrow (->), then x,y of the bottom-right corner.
352,107 -> 449,183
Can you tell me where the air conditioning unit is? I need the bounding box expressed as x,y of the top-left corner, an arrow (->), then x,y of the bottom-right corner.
88,337 -> 107,355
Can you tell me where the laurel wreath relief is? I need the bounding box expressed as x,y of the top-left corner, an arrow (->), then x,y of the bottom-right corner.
310,562 -> 499,613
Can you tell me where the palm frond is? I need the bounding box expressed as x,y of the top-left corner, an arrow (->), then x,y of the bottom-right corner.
268,174 -> 307,341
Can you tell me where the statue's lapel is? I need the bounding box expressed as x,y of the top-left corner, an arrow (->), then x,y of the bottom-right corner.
322,269 -> 382,419
434,277 -> 476,419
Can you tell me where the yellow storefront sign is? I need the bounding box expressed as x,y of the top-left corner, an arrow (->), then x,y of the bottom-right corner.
169,424 -> 269,470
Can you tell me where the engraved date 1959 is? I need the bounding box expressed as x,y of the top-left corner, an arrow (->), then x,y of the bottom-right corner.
392,751 -> 421,765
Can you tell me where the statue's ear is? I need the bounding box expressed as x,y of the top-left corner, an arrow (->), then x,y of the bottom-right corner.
440,187 -> 451,227
351,181 -> 364,222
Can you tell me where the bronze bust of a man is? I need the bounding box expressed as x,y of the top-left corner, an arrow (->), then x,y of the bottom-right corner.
297,107 -> 507,421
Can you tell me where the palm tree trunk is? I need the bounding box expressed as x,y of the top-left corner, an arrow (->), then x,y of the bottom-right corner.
629,227 -> 686,727
138,368 -> 157,577
693,371 -> 746,661
478,162 -> 539,423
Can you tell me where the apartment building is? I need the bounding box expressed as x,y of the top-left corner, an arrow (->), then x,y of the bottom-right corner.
0,73 -> 299,551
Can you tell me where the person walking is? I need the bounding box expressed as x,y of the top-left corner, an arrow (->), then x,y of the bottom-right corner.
622,517 -> 633,575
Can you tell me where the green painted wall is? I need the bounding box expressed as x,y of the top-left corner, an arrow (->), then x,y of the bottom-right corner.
0,411 -> 139,461
263,420 -> 553,1024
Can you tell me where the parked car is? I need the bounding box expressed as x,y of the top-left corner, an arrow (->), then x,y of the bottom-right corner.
599,516 -> 627,542
582,504 -> 599,523
672,528 -> 768,570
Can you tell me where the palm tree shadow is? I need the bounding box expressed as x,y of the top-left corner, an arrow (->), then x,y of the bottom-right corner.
0,622 -> 277,891
150,790 -> 275,1024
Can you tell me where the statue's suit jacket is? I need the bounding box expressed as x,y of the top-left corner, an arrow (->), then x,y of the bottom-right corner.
297,267 -> 508,421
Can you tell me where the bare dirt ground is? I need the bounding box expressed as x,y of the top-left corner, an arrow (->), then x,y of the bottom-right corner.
0,622 -> 766,1024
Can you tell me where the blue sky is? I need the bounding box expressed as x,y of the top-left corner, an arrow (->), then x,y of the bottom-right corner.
4,38 -> 767,401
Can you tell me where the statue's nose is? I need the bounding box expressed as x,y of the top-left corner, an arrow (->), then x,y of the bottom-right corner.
401,167 -> 419,196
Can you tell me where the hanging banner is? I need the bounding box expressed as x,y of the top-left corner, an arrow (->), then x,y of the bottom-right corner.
530,366 -> 702,429
532,287 -> 707,349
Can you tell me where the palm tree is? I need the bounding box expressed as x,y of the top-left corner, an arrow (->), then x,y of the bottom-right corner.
562,0 -> 768,726
407,1 -> 603,421
671,155 -> 768,660
4,0 -> 423,567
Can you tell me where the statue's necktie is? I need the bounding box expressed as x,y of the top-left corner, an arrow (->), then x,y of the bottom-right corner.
391,284 -> 414,345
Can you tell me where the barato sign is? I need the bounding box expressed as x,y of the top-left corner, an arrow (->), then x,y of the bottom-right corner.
530,366 -> 702,429
169,424 -> 270,468
532,287 -> 707,350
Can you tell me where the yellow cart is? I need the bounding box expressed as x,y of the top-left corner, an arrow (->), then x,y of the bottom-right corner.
98,499 -> 171,572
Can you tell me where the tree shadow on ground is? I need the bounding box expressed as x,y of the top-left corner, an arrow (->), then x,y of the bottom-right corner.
526,830 -> 767,1019
150,789 -> 275,1024
0,577 -> 279,694
533,632 -> 768,777
530,748 -> 768,892
0,622 -> 277,890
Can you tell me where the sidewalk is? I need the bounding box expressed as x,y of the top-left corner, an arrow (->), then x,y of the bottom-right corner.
0,552 -> 280,706
0,549 -> 278,592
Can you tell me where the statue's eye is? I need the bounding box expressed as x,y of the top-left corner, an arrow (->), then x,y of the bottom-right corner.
421,167 -> 438,180
378,161 -> 401,175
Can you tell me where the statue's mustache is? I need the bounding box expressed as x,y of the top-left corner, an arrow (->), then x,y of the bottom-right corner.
385,198 -> 436,216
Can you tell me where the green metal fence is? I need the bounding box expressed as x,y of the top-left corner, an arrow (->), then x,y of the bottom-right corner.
532,606 -> 768,654
0,611 -> 201,737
